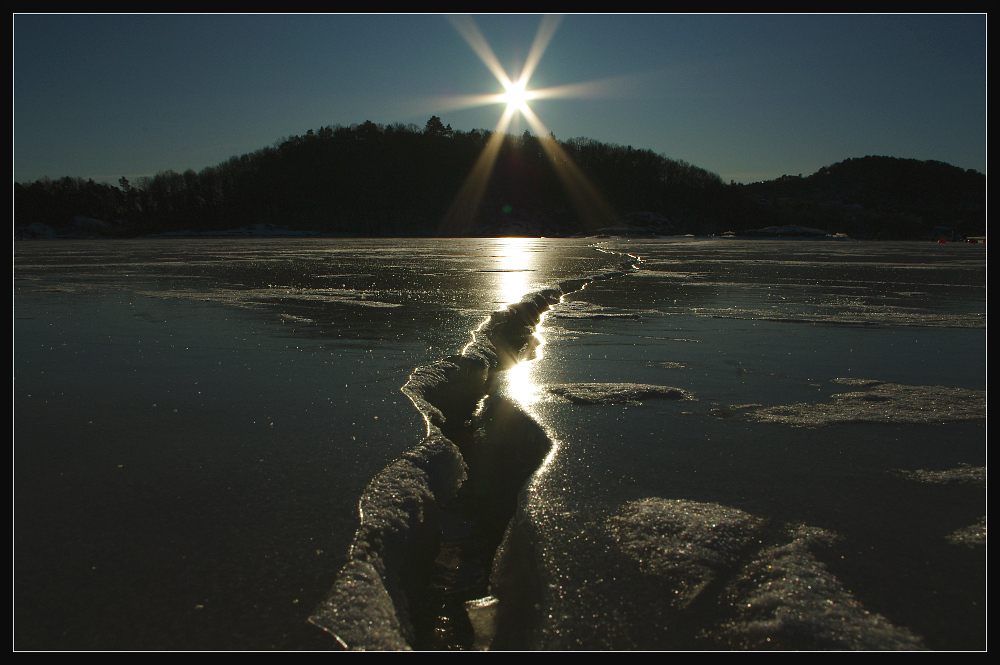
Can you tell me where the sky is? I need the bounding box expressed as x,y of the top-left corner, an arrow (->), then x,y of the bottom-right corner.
13,13 -> 987,186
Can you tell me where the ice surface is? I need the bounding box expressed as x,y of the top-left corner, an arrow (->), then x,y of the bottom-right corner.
14,238 -> 633,649
15,238 -> 986,650
892,465 -> 986,550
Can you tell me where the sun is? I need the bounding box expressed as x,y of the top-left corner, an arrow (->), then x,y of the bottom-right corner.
438,14 -> 624,235
501,79 -> 535,113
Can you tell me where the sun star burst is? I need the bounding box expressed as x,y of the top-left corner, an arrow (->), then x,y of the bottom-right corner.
438,14 -> 622,236
501,79 -> 535,113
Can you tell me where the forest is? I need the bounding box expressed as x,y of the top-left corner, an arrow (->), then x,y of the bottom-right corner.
14,117 -> 986,240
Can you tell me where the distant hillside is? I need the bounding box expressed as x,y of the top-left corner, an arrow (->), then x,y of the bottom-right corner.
14,121 -> 985,239
740,156 -> 985,239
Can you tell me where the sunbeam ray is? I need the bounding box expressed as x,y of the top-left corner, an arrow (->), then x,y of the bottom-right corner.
519,104 -> 621,230
438,105 -> 517,236
446,14 -> 514,90
519,14 -> 563,89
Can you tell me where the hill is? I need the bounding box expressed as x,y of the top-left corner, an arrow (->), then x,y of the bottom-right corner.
740,156 -> 985,239
14,120 -> 986,239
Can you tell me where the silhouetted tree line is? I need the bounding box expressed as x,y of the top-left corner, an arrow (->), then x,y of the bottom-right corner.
14,120 -> 985,239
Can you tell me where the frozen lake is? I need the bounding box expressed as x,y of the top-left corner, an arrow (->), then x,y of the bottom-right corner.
14,238 -> 985,650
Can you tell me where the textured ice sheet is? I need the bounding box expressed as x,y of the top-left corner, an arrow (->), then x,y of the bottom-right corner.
945,517 -> 987,547
546,382 -> 695,405
708,519 -> 923,650
616,500 -> 923,650
546,300 -> 641,319
893,465 -> 986,486
746,380 -> 986,427
693,305 -> 985,328
488,497 -> 922,650
308,433 -> 467,650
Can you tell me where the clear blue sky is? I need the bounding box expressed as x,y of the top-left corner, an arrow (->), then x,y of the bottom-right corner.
14,13 -> 986,186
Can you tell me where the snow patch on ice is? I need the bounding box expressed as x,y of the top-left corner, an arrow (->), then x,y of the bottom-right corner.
713,522 -> 922,649
892,464 -> 986,486
607,498 -> 924,650
548,300 -> 639,319
546,383 -> 695,405
694,305 -> 985,329
747,382 -> 985,427
945,517 -> 986,548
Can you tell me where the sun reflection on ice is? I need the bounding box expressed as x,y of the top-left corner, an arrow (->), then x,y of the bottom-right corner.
494,237 -> 535,307
506,320 -> 547,406
480,237 -> 550,407
461,236 -> 563,483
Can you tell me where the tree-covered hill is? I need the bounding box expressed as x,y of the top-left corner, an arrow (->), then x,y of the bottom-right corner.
14,119 -> 985,239
740,156 -> 985,239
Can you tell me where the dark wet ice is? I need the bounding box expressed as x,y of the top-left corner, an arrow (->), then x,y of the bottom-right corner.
14,238 -> 985,650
